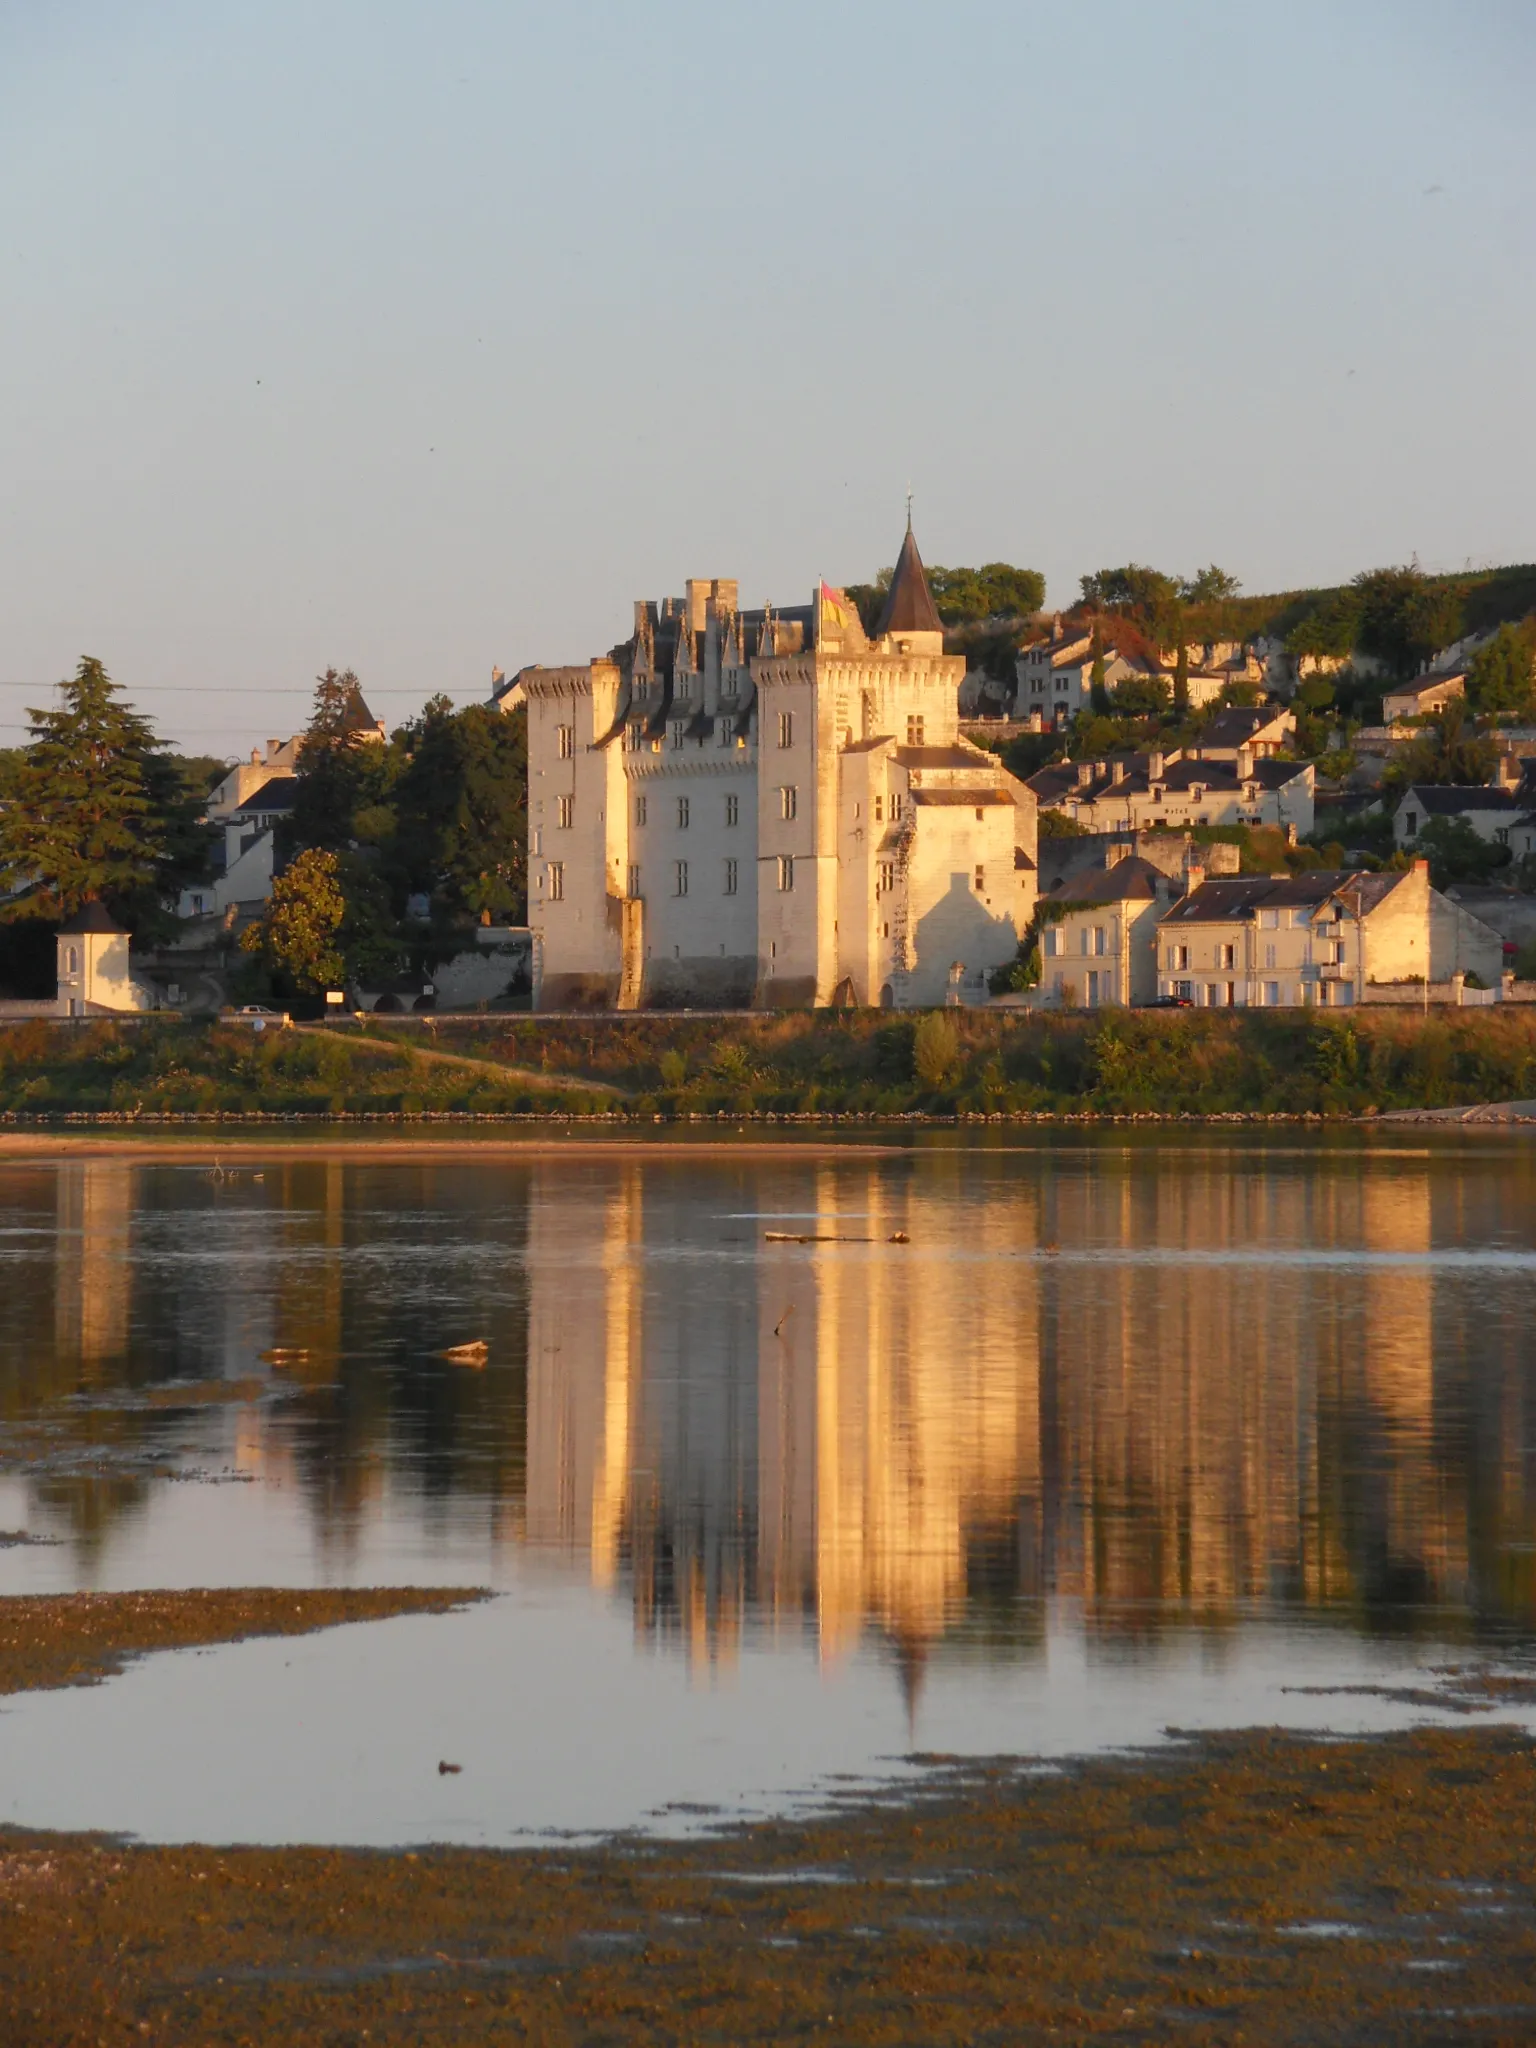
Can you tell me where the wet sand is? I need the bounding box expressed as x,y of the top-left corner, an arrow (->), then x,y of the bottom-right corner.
0,1725 -> 1532,2043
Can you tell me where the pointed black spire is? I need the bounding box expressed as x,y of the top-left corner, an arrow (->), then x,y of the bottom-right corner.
876,525 -> 943,638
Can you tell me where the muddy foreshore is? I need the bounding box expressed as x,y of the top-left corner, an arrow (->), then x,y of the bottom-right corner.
0,1689 -> 1532,2041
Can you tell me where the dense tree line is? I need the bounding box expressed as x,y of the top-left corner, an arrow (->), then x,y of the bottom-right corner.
242,670 -> 527,996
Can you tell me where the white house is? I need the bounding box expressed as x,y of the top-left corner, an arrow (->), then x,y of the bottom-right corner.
1382,672 -> 1466,727
1390,784 -> 1524,852
1037,854 -> 1176,1007
1013,624 -> 1135,726
55,902 -> 155,1016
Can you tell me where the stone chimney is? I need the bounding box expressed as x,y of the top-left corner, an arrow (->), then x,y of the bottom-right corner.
249,747 -> 261,766
1183,859 -> 1206,896
1148,749 -> 1165,781
1236,743 -> 1255,780
1076,760 -> 1095,789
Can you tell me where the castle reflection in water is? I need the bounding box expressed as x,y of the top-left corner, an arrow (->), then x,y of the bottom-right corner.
3,1144 -> 1534,1669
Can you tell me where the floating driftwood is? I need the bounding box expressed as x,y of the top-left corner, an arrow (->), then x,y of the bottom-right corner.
441,1341 -> 489,1366
260,1348 -> 309,1367
764,1231 -> 910,1245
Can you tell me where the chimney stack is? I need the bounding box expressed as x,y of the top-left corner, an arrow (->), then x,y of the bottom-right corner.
1237,742 -> 1255,779
1148,749 -> 1165,781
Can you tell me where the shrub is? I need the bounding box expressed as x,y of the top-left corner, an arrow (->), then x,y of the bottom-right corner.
912,1011 -> 960,1088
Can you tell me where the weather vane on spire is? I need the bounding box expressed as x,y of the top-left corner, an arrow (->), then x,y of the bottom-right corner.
905,485 -> 913,533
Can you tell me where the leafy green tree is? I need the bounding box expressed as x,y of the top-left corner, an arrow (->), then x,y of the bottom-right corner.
1353,567 -> 1465,679
912,1011 -> 959,1087
1413,815 -> 1512,889
1466,622 -> 1536,718
1390,700 -> 1498,791
1284,589 -> 1362,664
1088,631 -> 1110,715
0,656 -> 209,931
386,698 -> 527,925
285,668 -> 388,856
1110,672 -> 1171,717
1180,566 -> 1241,605
926,563 -> 1045,624
1080,564 -> 1181,630
239,848 -> 347,991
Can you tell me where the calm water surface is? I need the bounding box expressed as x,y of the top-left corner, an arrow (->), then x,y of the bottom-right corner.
1,1133 -> 1534,1843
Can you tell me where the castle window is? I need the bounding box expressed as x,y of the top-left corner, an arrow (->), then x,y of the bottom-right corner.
974,866 -> 985,891
674,860 -> 689,896
635,795 -> 647,826
777,855 -> 794,892
779,785 -> 797,822
627,864 -> 641,898
557,724 -> 574,760
873,796 -> 883,822
671,722 -> 685,749
677,796 -> 690,828
777,710 -> 793,748
877,861 -> 895,894
725,793 -> 739,827
557,795 -> 573,829
547,862 -> 564,902
906,715 -> 925,746
724,858 -> 738,895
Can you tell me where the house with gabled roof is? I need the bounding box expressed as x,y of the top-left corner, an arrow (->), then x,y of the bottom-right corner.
1153,858 -> 1500,1006
1390,783 -> 1524,852
1037,854 -> 1177,1007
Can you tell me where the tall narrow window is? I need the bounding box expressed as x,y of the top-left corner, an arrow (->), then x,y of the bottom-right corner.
877,861 -> 895,894
906,714 -> 925,746
725,793 -> 739,826
557,794 -> 573,829
671,721 -> 685,749
677,796 -> 690,828
974,866 -> 985,892
627,864 -> 641,898
548,862 -> 565,902
674,860 -> 689,896
873,796 -> 883,822
724,858 -> 738,895
777,709 -> 793,748
635,794 -> 647,826
779,785 -> 797,821
557,724 -> 574,760
778,855 -> 794,892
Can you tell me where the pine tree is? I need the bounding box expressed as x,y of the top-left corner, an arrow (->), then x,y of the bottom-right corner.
0,658 -> 169,921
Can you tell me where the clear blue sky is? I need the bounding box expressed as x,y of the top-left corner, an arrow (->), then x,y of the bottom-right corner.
1,0 -> 1532,754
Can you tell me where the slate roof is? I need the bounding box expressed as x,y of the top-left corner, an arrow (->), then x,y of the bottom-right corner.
1027,752 -> 1307,807
1044,854 -> 1167,906
1160,869 -> 1408,925
1396,784 -> 1521,815
233,776 -> 296,814
876,527 -> 944,637
894,745 -> 990,770
58,900 -> 127,935
1198,708 -> 1288,750
910,787 -> 1014,807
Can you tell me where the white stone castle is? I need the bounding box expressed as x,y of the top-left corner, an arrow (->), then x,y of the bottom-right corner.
521,526 -> 1038,1009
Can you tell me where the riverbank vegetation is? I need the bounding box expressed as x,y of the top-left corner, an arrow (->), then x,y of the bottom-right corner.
5,1008 -> 1536,1119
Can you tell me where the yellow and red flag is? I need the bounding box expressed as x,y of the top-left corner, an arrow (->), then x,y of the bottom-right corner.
820,581 -> 851,632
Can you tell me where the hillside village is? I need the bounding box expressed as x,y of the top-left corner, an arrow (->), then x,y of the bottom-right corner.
2,546 -> 1536,1021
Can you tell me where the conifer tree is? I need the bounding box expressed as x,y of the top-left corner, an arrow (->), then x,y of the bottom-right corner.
0,658 -> 170,921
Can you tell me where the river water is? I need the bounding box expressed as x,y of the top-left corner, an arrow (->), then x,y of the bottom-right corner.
1,1132 -> 1533,1844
